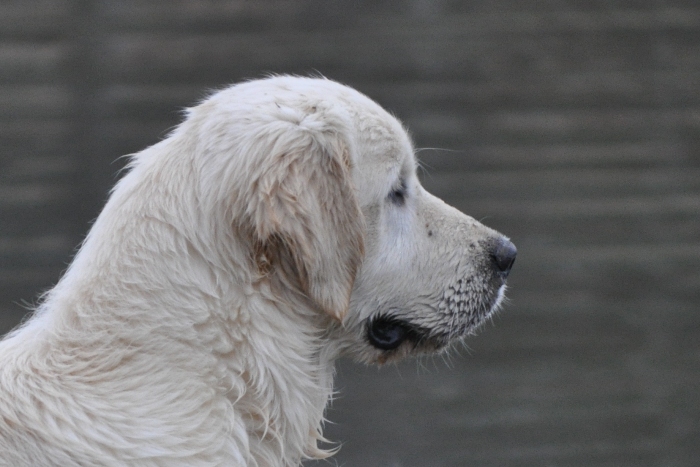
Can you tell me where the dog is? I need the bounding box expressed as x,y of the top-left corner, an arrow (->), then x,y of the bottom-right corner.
0,76 -> 516,466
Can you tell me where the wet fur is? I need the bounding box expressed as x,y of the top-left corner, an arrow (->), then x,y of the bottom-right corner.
0,76 -> 511,466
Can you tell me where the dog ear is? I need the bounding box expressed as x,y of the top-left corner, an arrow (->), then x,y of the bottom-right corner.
248,124 -> 364,322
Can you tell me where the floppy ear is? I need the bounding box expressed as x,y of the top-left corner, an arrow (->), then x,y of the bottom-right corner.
248,125 -> 364,321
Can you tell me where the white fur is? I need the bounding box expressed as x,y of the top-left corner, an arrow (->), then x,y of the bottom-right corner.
0,76 -> 512,466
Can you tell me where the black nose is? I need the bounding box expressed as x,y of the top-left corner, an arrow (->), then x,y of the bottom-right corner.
491,238 -> 517,278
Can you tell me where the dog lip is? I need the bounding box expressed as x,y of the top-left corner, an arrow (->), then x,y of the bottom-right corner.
366,315 -> 444,352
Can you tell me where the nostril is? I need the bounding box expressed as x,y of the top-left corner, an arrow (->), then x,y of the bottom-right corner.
491,238 -> 517,277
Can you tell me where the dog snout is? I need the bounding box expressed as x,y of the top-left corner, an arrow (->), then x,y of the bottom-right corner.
490,237 -> 517,279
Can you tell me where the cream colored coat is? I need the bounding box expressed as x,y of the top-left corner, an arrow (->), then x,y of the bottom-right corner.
0,76 -> 514,466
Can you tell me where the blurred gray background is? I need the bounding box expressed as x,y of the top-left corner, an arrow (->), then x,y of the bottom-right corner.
1,1 -> 699,466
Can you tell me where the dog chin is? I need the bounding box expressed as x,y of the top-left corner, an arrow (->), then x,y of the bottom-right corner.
360,284 -> 508,362
490,283 -> 508,316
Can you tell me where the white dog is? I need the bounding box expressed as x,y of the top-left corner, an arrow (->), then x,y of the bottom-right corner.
0,76 -> 516,466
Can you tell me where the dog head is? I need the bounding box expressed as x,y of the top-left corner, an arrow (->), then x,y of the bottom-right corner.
184,76 -> 515,365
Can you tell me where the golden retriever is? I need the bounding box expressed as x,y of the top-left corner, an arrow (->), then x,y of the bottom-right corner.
0,76 -> 516,466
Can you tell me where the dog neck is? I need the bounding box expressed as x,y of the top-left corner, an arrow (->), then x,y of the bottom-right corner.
17,169 -> 339,465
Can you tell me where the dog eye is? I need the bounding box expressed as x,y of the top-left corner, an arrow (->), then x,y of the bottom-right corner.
388,179 -> 407,206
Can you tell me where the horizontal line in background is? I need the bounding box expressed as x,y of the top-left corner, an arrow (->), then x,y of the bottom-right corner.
363,9 -> 700,34
422,167 -> 700,217
0,120 -> 72,140
5,6 -> 695,35
508,294 -> 699,318
517,242 -> 700,262
423,167 -> 700,194
1,155 -> 77,179
0,184 -> 72,206
418,142 -> 691,171
460,194 -> 700,219
0,267 -> 62,287
366,73 -> 700,109
0,235 -> 75,255
16,32 -> 687,85
408,108 -> 700,143
0,85 -> 75,118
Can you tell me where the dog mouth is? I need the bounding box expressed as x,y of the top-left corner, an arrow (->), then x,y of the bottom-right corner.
366,314 -> 444,352
366,281 -> 507,354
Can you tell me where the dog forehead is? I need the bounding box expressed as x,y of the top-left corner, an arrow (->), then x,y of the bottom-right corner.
247,77 -> 413,177
192,76 -> 415,201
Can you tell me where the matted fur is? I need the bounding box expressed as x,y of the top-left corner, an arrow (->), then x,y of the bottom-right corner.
0,76 -> 514,466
